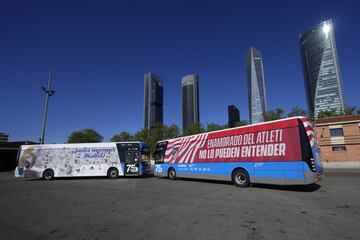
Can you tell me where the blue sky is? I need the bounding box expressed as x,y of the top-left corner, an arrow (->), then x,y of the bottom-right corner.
1,0 -> 360,143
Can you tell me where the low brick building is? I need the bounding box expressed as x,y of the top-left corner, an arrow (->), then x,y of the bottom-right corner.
315,115 -> 360,162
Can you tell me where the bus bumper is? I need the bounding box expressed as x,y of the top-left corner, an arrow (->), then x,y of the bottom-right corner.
304,170 -> 324,184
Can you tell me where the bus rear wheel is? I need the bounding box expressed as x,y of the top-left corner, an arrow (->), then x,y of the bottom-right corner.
107,168 -> 119,179
168,168 -> 176,180
42,169 -> 54,180
232,169 -> 250,187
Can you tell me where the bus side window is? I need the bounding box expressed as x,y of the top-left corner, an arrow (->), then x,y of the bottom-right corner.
155,152 -> 164,164
155,141 -> 168,164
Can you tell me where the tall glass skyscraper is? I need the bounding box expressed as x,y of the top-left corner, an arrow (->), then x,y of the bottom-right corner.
299,20 -> 345,118
246,47 -> 267,124
182,74 -> 200,130
144,72 -> 163,129
228,105 -> 240,128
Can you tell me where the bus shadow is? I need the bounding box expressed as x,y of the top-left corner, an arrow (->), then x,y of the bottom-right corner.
26,175 -> 155,181
251,183 -> 321,192
171,177 -> 321,192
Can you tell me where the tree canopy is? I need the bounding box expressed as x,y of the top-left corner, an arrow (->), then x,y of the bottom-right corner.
111,131 -> 134,142
287,106 -> 308,117
183,122 -> 205,136
263,108 -> 285,122
67,128 -> 103,143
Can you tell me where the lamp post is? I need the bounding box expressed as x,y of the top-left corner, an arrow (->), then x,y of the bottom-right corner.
40,70 -> 56,144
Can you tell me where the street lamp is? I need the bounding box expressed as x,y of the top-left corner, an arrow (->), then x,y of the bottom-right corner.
40,70 -> 56,144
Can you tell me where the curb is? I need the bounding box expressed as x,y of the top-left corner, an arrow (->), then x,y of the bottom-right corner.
321,162 -> 360,169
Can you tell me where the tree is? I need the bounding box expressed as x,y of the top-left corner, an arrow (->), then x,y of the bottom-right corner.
317,109 -> 339,118
205,123 -> 227,132
234,120 -> 248,127
183,122 -> 204,136
288,106 -> 308,117
133,128 -> 150,143
67,128 -> 103,143
344,105 -> 358,115
163,124 -> 181,139
111,131 -> 133,142
263,108 -> 285,122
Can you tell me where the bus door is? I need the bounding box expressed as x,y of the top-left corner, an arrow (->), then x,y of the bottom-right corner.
116,143 -> 140,176
124,151 -> 140,176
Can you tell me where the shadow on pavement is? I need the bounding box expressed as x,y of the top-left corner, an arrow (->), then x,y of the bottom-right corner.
25,174 -> 155,181
252,183 -> 321,192
162,177 -> 321,192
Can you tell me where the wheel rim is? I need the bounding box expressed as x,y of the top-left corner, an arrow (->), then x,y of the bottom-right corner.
169,170 -> 175,178
111,170 -> 117,177
235,173 -> 246,185
45,172 -> 52,179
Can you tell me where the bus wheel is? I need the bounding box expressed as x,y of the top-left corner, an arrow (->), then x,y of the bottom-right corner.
168,168 -> 176,180
42,169 -> 54,180
232,169 -> 250,187
107,168 -> 119,179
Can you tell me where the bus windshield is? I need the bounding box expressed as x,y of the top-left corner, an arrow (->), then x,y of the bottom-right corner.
141,146 -> 150,162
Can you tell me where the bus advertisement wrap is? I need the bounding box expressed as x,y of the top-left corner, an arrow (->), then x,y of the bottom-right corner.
154,117 -> 324,186
164,120 -> 302,164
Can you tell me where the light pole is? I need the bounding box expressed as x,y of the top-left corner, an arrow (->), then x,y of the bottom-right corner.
40,70 -> 56,144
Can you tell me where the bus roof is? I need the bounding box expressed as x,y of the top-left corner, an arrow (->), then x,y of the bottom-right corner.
158,116 -> 309,143
20,141 -> 146,149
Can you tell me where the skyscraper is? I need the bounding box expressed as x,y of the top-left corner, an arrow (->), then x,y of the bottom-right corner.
299,20 -> 345,118
144,72 -> 163,129
182,74 -> 200,130
246,47 -> 267,124
228,105 -> 240,128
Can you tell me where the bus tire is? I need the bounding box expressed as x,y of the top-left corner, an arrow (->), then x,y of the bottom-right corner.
107,168 -> 119,179
42,169 -> 54,180
232,169 -> 250,187
168,168 -> 176,180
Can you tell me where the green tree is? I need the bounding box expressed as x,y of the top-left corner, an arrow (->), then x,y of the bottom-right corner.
344,105 -> 358,115
183,122 -> 204,136
163,124 -> 181,139
317,109 -> 339,118
288,106 -> 308,117
67,128 -> 103,143
205,123 -> 227,132
111,131 -> 133,142
263,108 -> 285,122
134,128 -> 150,143
234,120 -> 248,127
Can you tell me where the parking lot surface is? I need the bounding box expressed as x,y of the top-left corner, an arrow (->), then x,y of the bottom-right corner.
0,170 -> 359,240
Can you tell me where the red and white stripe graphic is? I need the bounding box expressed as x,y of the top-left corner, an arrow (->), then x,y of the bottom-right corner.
164,133 -> 209,163
301,118 -> 316,147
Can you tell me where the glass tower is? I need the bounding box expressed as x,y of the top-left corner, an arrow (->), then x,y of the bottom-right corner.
144,72 -> 163,129
182,74 -> 200,130
228,105 -> 240,128
246,47 -> 267,124
299,20 -> 345,118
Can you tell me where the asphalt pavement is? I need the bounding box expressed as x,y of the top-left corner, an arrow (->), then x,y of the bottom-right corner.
0,170 -> 359,240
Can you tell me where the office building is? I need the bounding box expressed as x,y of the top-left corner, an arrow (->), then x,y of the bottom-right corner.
182,74 -> 200,130
228,105 -> 240,128
246,47 -> 267,124
144,72 -> 163,129
299,19 -> 345,118
0,133 -> 8,143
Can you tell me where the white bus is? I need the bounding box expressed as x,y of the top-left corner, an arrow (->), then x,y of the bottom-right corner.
15,142 -> 151,180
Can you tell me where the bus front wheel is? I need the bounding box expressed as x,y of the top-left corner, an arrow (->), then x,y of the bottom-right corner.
107,168 -> 119,179
168,168 -> 176,180
42,169 -> 54,180
232,169 -> 250,187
